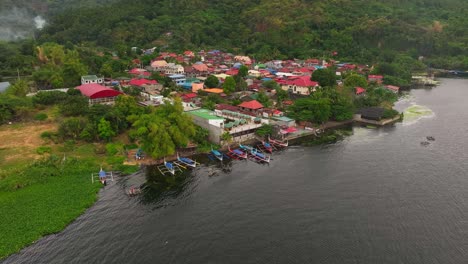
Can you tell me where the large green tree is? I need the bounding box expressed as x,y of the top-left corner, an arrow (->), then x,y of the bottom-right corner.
205,75 -> 220,88
311,68 -> 337,87
128,98 -> 196,159
222,76 -> 236,95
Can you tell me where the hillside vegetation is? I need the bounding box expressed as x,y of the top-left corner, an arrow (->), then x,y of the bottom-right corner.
32,0 -> 468,69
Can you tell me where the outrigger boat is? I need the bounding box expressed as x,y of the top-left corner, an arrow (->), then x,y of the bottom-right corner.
227,146 -> 248,159
240,144 -> 270,163
268,135 -> 288,147
251,148 -> 271,163
260,141 -> 273,153
176,153 -> 198,168
164,159 -> 176,175
211,147 -> 224,161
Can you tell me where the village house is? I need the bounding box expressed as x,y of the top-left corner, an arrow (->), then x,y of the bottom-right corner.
368,75 -> 384,84
279,76 -> 319,96
168,74 -> 186,86
164,63 -> 185,75
238,100 -> 264,114
81,75 -> 104,85
355,87 -> 366,96
385,85 -> 400,93
76,83 -> 123,105
150,60 -> 168,72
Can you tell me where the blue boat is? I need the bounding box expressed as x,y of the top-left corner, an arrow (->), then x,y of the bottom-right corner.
177,153 -> 198,168
164,159 -> 176,175
211,147 -> 223,161
228,146 -> 247,159
240,144 -> 270,163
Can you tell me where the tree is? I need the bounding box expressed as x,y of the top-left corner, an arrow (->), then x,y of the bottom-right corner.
311,68 -> 337,87
7,80 -> 29,97
205,75 -> 219,88
222,76 -> 236,95
58,117 -> 88,139
344,74 -> 367,88
234,75 -> 248,91
255,124 -> 273,137
62,50 -> 88,87
238,65 -> 249,77
98,118 -> 116,141
275,87 -> 288,105
128,98 -> 195,159
256,91 -> 271,108
262,80 -> 279,90
59,95 -> 89,116
287,97 -> 331,123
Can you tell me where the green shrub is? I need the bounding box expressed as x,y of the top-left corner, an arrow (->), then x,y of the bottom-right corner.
36,146 -> 52,155
34,113 -> 48,121
382,109 -> 399,119
105,142 -> 123,156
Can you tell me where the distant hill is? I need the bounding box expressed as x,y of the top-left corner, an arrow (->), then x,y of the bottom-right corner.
6,0 -> 468,68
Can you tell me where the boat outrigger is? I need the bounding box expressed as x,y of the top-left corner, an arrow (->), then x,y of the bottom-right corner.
240,144 -> 270,163
157,158 -> 183,175
251,148 -> 271,163
268,135 -> 288,147
211,147 -> 224,161
176,153 -> 199,168
258,141 -> 273,153
227,146 -> 248,159
164,159 -> 176,175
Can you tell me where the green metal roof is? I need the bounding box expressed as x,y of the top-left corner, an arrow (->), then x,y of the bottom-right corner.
82,75 -> 100,80
188,109 -> 224,120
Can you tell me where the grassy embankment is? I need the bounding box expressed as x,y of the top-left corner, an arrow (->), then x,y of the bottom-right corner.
0,111 -> 138,259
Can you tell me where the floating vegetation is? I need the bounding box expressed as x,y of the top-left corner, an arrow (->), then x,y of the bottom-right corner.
402,105 -> 434,124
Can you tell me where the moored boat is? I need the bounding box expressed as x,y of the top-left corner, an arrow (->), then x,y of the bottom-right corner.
268,135 -> 288,147
164,159 -> 176,175
228,146 -> 248,159
177,153 -> 197,168
211,147 -> 224,161
261,141 -> 273,153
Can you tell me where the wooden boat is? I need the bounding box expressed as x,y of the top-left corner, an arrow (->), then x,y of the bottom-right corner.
240,144 -> 270,163
164,159 -> 176,175
268,135 -> 288,147
251,148 -> 270,163
177,153 -> 198,168
261,141 -> 273,153
211,147 -> 223,161
228,146 -> 247,159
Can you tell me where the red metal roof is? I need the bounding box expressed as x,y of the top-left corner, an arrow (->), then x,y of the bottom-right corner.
76,84 -> 123,99
355,87 -> 366,95
238,100 -> 264,110
284,76 -> 319,87
368,75 -> 383,79
129,78 -> 158,86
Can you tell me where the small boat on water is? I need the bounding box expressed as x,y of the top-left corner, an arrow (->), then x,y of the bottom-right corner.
268,135 -> 288,147
251,148 -> 270,163
177,153 -> 198,168
228,146 -> 248,159
261,141 -> 273,153
240,144 -> 270,163
211,147 -> 223,161
164,159 -> 176,175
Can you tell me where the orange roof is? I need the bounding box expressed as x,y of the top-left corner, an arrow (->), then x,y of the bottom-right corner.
204,88 -> 224,94
238,100 -> 264,110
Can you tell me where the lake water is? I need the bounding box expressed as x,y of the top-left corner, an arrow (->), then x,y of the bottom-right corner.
3,78 -> 468,264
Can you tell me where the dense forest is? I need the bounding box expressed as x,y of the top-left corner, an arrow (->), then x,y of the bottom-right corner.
0,0 -> 467,78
